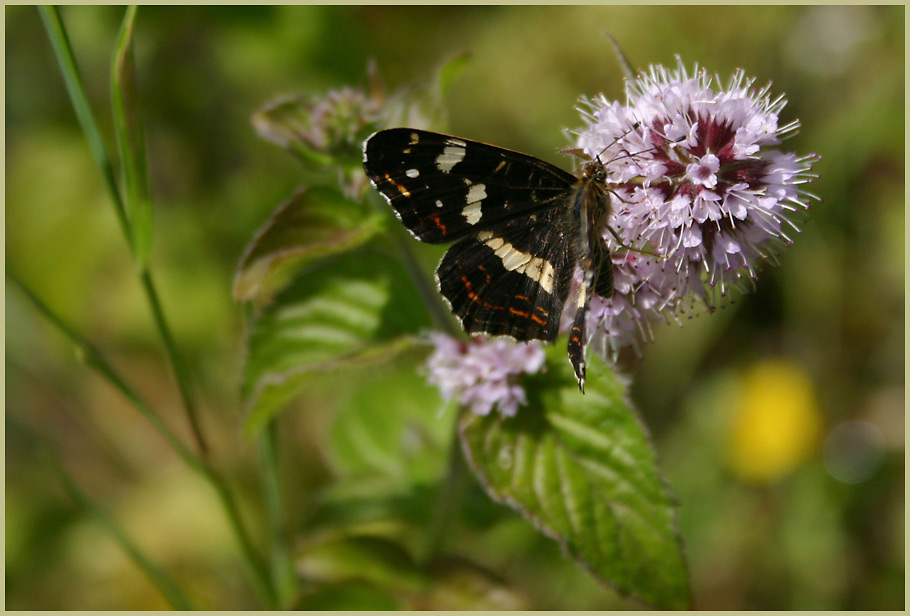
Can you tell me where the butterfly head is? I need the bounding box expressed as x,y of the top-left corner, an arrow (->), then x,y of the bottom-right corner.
581,160 -> 607,185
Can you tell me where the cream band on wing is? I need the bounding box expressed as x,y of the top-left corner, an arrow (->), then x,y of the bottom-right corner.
476,230 -> 556,295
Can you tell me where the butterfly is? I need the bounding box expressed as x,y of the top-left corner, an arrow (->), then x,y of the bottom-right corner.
362,128 -> 621,392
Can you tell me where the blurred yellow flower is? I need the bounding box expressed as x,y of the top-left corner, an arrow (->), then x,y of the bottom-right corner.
727,359 -> 822,483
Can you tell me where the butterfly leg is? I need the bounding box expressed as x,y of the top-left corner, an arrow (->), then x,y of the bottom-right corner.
606,226 -> 665,260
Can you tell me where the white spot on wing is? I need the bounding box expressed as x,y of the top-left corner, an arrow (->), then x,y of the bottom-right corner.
466,183 -> 487,204
435,200 -> 444,208
436,145 -> 466,173
406,168 -> 419,178
462,202 -> 482,225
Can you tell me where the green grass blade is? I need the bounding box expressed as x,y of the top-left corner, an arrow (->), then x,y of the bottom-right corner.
37,5 -> 133,254
112,7 -> 206,456
112,5 -> 153,269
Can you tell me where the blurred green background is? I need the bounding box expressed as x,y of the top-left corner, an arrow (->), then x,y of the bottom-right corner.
6,5 -> 904,610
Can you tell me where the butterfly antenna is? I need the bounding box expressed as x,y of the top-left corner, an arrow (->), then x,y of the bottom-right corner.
603,134 -> 687,166
594,122 -> 641,164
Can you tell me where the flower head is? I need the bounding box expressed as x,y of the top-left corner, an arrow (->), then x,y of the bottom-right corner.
251,61 -> 438,199
254,86 -> 382,155
425,332 -> 545,417
572,57 -> 819,355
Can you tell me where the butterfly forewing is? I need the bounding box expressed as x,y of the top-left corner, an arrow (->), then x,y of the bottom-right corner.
363,128 -> 578,243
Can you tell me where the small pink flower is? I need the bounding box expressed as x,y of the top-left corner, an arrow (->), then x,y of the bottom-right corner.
425,333 -> 545,417
686,154 -> 721,188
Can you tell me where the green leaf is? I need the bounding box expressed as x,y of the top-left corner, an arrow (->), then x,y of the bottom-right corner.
329,365 -> 454,484
111,6 -> 153,268
458,350 -> 690,609
242,248 -> 431,435
234,187 -> 383,304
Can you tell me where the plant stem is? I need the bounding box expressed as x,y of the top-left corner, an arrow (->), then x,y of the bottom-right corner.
8,268 -> 196,467
139,270 -> 208,455
363,166 -> 470,563
361,180 -> 458,336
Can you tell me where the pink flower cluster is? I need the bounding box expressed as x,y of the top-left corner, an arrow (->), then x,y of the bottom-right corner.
573,57 -> 819,355
425,333 -> 545,417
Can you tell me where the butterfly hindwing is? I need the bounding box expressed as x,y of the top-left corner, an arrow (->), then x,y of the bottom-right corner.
363,128 -> 578,243
436,206 -> 578,342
